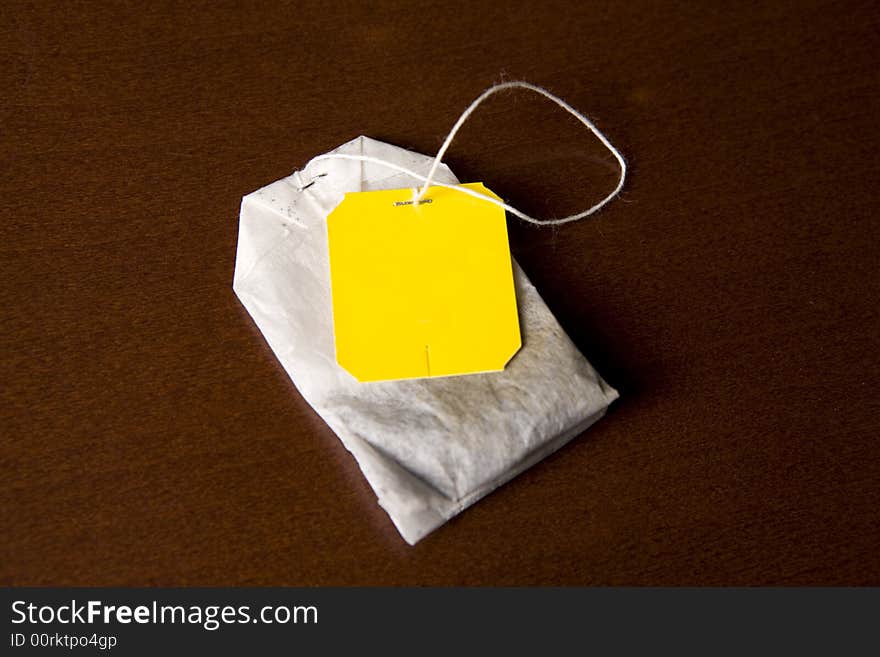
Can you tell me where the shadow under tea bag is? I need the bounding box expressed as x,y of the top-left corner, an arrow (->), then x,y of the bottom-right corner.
233,135 -> 619,544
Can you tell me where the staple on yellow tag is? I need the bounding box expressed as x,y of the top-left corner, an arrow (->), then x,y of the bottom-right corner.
327,183 -> 521,382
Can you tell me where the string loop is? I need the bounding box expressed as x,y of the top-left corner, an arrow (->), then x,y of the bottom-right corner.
309,81 -> 626,226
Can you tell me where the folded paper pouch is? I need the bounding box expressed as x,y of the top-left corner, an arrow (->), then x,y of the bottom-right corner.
233,136 -> 619,544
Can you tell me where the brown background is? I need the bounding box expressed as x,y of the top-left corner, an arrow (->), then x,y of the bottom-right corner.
2,1 -> 879,586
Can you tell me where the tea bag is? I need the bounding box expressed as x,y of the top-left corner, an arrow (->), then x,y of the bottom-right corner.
233,135 -> 619,544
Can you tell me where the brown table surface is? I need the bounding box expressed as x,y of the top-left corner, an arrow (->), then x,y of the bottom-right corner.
3,1 -> 879,586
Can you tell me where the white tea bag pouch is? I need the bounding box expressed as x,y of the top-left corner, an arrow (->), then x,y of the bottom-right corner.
233,83 -> 624,544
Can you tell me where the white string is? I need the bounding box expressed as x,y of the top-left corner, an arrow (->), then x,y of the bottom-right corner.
308,81 -> 626,226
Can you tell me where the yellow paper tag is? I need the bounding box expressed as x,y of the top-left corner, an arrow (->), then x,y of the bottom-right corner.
327,183 -> 521,382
